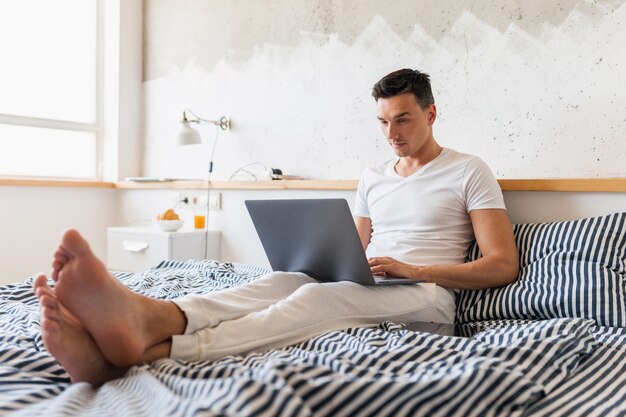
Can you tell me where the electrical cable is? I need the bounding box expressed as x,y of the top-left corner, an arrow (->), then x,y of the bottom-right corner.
203,127 -> 220,260
228,162 -> 269,181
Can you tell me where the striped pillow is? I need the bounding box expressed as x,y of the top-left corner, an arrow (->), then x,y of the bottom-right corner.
456,212 -> 626,327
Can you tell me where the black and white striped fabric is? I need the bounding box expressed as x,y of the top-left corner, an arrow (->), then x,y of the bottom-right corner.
2,260 -> 626,416
457,212 -> 626,327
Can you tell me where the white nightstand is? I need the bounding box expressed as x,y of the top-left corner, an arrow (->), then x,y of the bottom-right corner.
107,226 -> 221,272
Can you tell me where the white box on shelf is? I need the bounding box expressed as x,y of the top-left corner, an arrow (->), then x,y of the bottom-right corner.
107,226 -> 221,272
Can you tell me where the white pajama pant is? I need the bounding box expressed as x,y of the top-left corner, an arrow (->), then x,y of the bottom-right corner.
170,272 -> 456,362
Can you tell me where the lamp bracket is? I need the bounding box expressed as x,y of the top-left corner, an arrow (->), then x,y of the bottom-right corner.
183,109 -> 230,131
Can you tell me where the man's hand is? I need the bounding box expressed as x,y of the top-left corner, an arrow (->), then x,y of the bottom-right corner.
368,257 -> 421,280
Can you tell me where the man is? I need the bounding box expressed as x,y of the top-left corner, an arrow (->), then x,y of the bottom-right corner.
34,69 -> 519,387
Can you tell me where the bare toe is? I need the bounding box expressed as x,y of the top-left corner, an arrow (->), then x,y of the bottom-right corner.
41,295 -> 60,312
33,274 -> 51,296
60,229 -> 92,257
53,231 -> 148,366
41,315 -> 61,333
51,230 -> 92,280
40,305 -> 128,387
52,252 -> 69,280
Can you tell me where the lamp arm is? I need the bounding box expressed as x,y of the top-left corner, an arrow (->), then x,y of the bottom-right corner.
183,109 -> 230,130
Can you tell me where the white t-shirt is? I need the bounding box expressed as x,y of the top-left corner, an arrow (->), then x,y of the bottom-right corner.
353,147 -> 506,267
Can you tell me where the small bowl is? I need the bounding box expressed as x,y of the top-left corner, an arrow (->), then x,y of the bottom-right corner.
154,219 -> 184,232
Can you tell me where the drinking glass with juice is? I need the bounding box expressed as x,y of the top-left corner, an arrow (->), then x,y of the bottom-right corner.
194,214 -> 206,229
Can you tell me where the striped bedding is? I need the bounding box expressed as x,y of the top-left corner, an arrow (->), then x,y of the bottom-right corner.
1,260 -> 625,416
458,212 -> 626,326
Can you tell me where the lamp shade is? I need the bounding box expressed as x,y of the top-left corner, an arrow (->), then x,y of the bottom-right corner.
175,121 -> 202,145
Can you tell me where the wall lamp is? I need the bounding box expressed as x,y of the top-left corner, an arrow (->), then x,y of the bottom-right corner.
173,109 -> 231,245
175,109 -> 231,146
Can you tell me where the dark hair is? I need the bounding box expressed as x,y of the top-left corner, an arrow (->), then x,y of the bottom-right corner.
371,68 -> 435,109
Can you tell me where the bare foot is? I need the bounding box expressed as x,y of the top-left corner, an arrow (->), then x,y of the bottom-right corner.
50,229 -> 184,366
33,274 -> 128,387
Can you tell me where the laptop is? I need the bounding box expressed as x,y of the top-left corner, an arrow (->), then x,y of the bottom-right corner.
245,198 -> 421,285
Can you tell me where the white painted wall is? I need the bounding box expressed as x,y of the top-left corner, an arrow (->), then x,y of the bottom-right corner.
117,188 -> 626,271
117,188 -> 355,268
504,191 -> 626,224
141,0 -> 626,182
1,185 -> 623,285
4,2 -> 626,286
102,0 -> 143,181
133,0 -> 626,276
0,186 -> 118,285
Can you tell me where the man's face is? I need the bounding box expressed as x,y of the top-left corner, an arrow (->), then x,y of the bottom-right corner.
376,93 -> 436,158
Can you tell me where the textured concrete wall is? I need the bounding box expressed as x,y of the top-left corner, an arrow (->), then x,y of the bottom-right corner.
142,0 -> 626,180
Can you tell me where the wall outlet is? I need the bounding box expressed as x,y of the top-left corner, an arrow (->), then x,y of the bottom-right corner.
208,192 -> 221,210
180,192 -> 221,210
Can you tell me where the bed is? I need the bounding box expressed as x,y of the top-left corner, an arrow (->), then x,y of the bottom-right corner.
1,212 -> 626,416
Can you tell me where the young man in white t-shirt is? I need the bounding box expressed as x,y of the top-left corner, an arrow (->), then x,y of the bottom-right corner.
32,69 -> 519,386
360,68 -> 518,291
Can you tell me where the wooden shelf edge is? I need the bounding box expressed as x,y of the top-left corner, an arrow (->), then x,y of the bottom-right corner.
117,179 -> 626,192
3,178 -> 626,192
0,178 -> 115,188
114,180 -> 360,190
499,179 -> 626,192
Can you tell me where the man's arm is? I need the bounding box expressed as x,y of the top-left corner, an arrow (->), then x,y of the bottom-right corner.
368,209 -> 519,290
354,216 -> 372,251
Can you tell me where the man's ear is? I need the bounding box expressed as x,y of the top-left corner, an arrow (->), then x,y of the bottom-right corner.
428,104 -> 437,125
